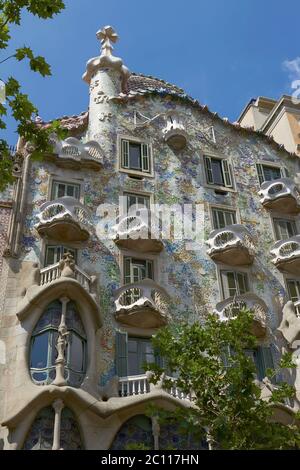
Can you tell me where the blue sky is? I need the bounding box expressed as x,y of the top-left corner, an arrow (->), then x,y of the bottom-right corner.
2,0 -> 299,145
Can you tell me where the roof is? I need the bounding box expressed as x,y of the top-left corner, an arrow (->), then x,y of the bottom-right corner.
38,73 -> 299,159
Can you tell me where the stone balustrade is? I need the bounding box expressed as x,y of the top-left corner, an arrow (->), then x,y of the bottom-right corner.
113,208 -> 163,253
35,196 -> 93,242
258,178 -> 300,214
40,260 -> 93,293
271,235 -> 300,276
206,224 -> 254,266
214,293 -> 268,337
114,278 -> 170,328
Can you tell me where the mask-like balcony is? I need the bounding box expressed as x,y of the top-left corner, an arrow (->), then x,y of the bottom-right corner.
162,113 -> 188,150
214,293 -> 268,338
35,196 -> 93,242
258,178 -> 300,214
113,209 -> 163,253
206,225 -> 255,266
271,235 -> 300,275
49,135 -> 103,170
114,279 -> 170,328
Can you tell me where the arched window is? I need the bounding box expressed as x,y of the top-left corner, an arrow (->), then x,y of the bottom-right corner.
30,299 -> 87,387
111,415 -> 153,450
23,404 -> 83,450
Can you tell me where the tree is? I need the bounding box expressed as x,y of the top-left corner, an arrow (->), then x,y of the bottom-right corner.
0,0 -> 67,191
147,309 -> 300,450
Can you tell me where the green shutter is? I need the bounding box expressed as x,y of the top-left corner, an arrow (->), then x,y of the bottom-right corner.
141,143 -> 150,172
256,164 -> 264,185
121,140 -> 129,168
204,156 -> 213,184
115,330 -> 128,378
256,347 -> 274,381
221,159 -> 233,188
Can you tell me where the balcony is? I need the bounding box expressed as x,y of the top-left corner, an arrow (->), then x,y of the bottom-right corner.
206,224 -> 255,266
118,374 -> 192,401
271,235 -> 300,275
114,279 -> 170,328
214,293 -> 268,337
40,258 -> 95,293
49,135 -> 103,170
113,209 -> 163,253
162,113 -> 188,150
258,178 -> 300,214
35,196 -> 93,242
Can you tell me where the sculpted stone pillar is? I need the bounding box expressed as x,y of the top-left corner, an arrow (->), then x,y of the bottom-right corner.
53,297 -> 69,386
151,417 -> 160,450
52,399 -> 64,450
82,26 -> 130,148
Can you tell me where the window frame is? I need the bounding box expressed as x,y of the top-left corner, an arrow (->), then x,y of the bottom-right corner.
44,245 -> 78,267
219,268 -> 250,300
123,256 -> 154,284
210,206 -> 238,230
256,162 -> 286,186
118,135 -> 154,178
272,217 -> 298,241
51,180 -> 81,200
285,278 -> 300,303
203,153 -> 235,191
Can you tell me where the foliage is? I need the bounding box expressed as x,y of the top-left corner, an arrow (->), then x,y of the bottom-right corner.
147,309 -> 300,450
0,0 -> 67,191
124,442 -> 151,451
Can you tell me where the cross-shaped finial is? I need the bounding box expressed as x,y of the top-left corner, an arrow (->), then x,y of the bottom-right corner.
96,25 -> 118,57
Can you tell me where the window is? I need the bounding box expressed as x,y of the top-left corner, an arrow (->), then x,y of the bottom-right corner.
221,270 -> 249,298
30,300 -> 87,387
256,164 -> 283,185
51,181 -> 80,200
23,406 -> 83,450
45,245 -> 77,267
124,257 -> 154,284
124,192 -> 150,213
287,279 -> 300,302
273,218 -> 297,240
115,331 -> 163,379
128,337 -> 155,376
212,207 -> 237,230
120,139 -> 151,174
244,347 -> 274,381
204,156 -> 233,188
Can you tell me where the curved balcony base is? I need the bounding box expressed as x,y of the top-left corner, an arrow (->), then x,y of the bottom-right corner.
262,195 -> 300,215
36,219 -> 89,242
274,258 -> 300,276
165,133 -> 187,151
115,237 -> 163,253
115,305 -> 168,329
210,246 -> 254,266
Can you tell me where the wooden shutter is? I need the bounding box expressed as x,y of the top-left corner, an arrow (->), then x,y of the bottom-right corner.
141,143 -> 150,172
115,330 -> 128,378
121,140 -> 129,168
256,164 -> 264,185
204,156 -> 213,184
221,159 -> 233,188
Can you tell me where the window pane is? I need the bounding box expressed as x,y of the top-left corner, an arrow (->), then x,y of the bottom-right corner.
45,247 -> 56,266
211,159 -> 224,186
68,333 -> 84,372
226,272 -> 237,297
31,332 -> 50,369
225,211 -> 236,226
129,143 -> 142,170
263,166 -> 281,182
50,331 -> 58,366
237,273 -> 248,295
287,280 -> 300,302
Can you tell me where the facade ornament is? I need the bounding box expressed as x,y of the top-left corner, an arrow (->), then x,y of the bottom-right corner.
59,252 -> 75,278
49,135 -> 103,164
278,300 -> 300,347
53,297 -> 69,386
82,25 -> 130,91
52,399 -> 65,450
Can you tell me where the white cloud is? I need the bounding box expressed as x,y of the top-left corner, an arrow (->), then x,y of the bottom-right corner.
283,57 -> 300,79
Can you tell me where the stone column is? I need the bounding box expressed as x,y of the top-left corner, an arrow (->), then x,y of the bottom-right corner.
53,297 -> 69,386
151,417 -> 160,451
52,399 -> 64,450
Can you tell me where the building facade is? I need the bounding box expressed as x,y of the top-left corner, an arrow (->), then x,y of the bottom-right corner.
1,26 -> 300,450
237,95 -> 300,156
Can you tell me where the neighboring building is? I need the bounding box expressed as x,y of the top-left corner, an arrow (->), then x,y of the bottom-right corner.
1,26 -> 300,450
237,95 -> 300,156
